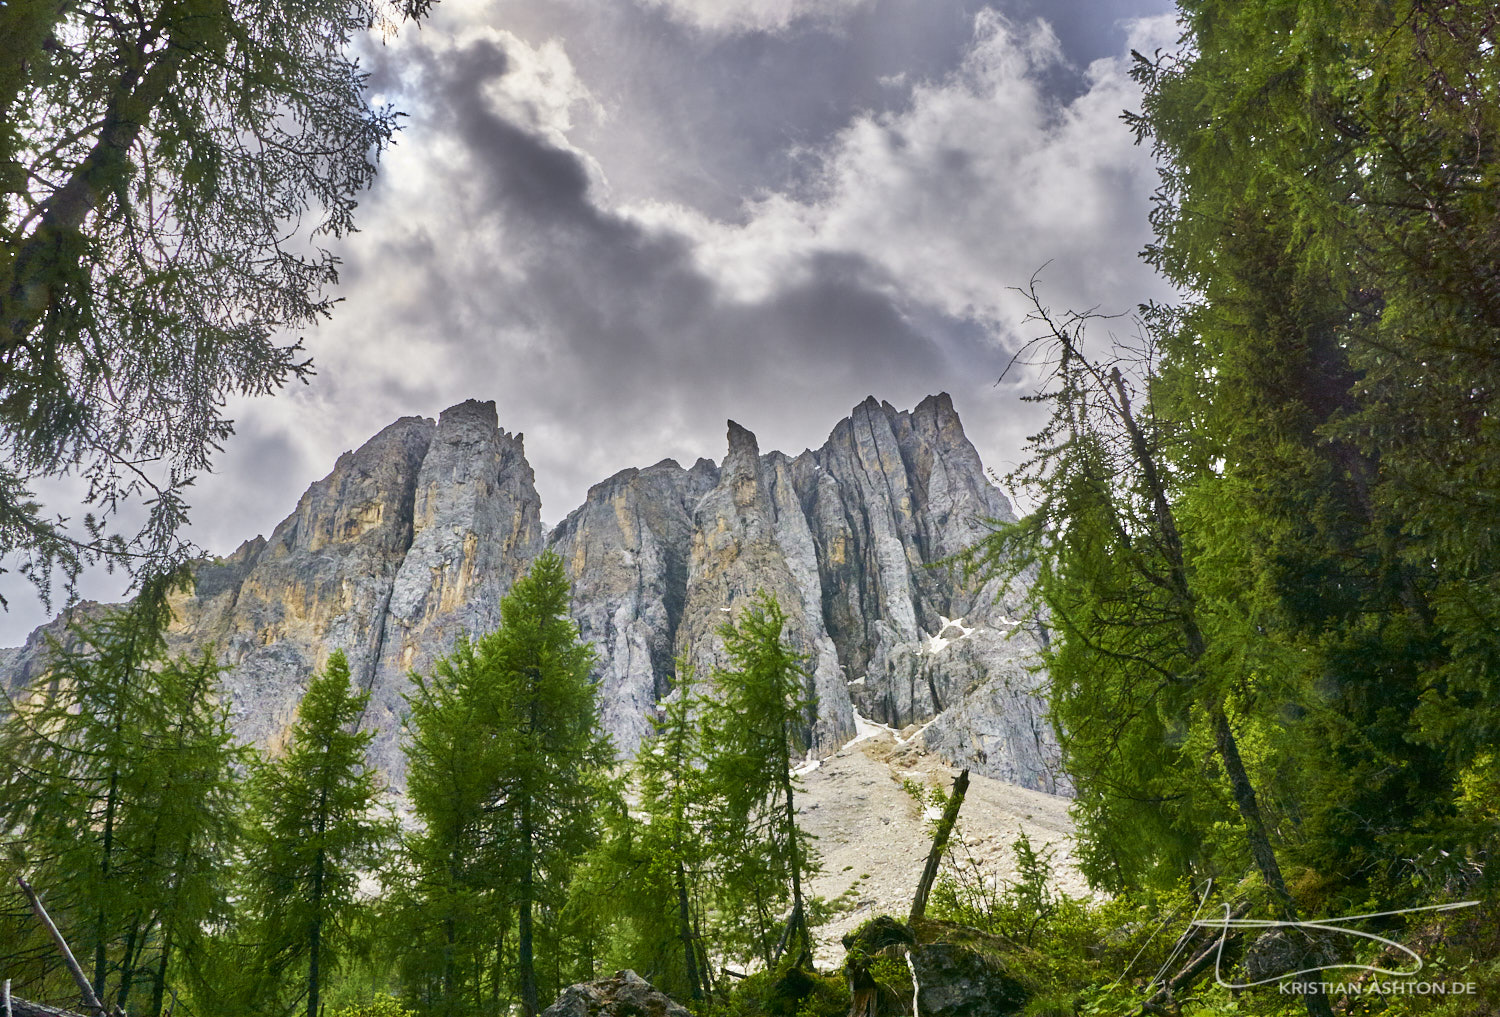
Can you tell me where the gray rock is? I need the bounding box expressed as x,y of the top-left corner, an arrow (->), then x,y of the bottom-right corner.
171,413 -> 437,759
909,941 -> 1030,1017
547,457 -> 718,757
1242,927 -> 1345,984
676,421 -> 855,754
540,970 -> 692,1017
1,394 -> 1065,792
367,399 -> 545,778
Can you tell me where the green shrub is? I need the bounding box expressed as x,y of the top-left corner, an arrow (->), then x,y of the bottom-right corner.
329,994 -> 418,1017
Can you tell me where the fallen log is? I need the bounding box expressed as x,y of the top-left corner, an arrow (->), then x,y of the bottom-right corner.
7,997 -> 87,1017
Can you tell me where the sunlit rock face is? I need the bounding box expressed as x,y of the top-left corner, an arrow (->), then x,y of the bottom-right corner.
2,395 -> 1063,793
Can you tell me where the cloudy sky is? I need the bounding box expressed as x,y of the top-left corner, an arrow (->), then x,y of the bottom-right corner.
3,0 -> 1182,643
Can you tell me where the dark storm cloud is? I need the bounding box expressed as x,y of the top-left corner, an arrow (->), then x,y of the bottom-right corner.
0,0 -> 1181,643
349,25 -> 964,508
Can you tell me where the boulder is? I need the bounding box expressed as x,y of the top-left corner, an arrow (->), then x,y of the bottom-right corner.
841,917 -> 1032,1017
541,970 -> 692,1017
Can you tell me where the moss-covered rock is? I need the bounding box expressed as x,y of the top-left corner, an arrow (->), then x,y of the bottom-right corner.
841,916 -> 1034,1017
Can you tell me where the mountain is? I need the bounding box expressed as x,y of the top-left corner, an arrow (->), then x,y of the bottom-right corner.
1,395 -> 1063,793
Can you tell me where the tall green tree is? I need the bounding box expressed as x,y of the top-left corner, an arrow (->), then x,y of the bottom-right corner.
969,297 -> 1336,1017
1127,0 -> 1499,889
704,594 -> 819,969
243,649 -> 393,1017
0,578 -> 244,1014
399,631 -> 517,1017
399,551 -> 613,1017
570,658 -> 713,1002
0,0 -> 436,606
109,646 -> 246,1017
634,661 -> 712,1001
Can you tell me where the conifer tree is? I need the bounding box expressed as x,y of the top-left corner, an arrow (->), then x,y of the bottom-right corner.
243,649 -> 393,1017
0,577 -> 244,1014
703,594 -> 819,968
399,632 -> 514,1017
573,658 -> 712,1001
1127,0 -> 1498,890
111,647 -> 245,1017
400,551 -> 613,1017
969,298 -> 1334,1017
635,661 -> 711,1001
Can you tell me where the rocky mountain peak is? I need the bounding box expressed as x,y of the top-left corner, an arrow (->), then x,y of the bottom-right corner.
2,395 -> 1062,793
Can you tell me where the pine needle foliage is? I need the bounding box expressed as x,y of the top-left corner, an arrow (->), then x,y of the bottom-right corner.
703,594 -> 820,970
398,550 -> 614,1017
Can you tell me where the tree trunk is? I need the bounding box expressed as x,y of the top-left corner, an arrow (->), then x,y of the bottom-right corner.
909,770 -> 970,924
94,764 -> 119,1003
1109,369 -> 1334,1017
776,723 -> 807,964
16,876 -> 108,1017
115,910 -> 149,1013
148,923 -> 174,1017
519,806 -> 537,1017
518,889 -> 536,1017
674,860 -> 703,1001
308,785 -> 328,1017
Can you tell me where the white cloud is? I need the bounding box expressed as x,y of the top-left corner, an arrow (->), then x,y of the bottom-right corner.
620,11 -> 1179,337
636,0 -> 871,35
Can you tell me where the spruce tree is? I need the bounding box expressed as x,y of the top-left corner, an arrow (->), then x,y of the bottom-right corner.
1126,0 -> 1498,891
244,648 -> 393,1017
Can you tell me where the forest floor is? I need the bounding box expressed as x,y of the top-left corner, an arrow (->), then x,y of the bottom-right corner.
797,716 -> 1086,968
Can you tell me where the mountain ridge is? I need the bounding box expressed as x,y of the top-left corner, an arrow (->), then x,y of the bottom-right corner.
2,394 -> 1064,794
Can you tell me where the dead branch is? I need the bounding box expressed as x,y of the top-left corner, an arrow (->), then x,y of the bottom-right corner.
14,875 -> 108,1017
909,769 -> 970,924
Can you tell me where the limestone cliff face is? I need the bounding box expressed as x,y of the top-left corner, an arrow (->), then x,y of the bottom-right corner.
167,414 -> 436,760
546,457 -> 719,755
39,400 -> 542,779
365,399 -> 545,773
1,395 -> 1063,792
674,423 -> 854,755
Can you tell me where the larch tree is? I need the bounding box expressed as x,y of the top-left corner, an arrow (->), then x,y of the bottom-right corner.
633,660 -> 712,1002
243,648 -> 393,1017
400,550 -> 613,1017
703,593 -> 819,970
0,576 -> 244,1014
571,657 -> 712,1002
483,551 -> 614,1017
399,632 -> 515,1017
0,0 -> 437,607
